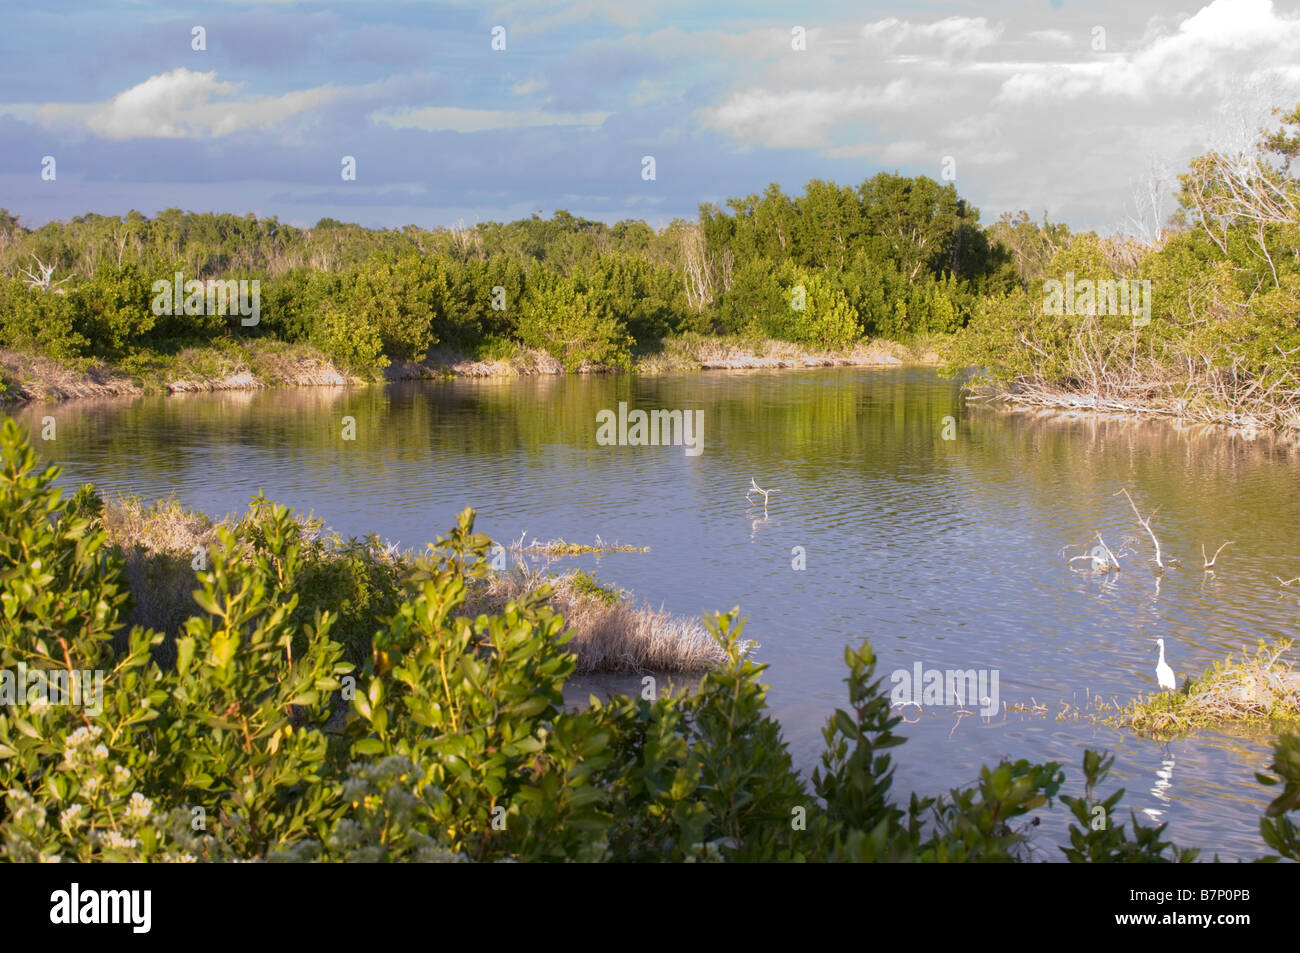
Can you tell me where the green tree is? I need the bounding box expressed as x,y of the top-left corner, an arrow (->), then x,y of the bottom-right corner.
348,254 -> 448,360
785,272 -> 863,350
517,278 -> 632,370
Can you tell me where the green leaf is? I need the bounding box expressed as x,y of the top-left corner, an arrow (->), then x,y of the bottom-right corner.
176,636 -> 196,676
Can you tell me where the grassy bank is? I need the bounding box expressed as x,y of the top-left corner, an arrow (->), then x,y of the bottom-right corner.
0,333 -> 934,406
0,340 -> 352,404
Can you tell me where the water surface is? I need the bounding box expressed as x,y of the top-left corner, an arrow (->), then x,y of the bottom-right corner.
19,367 -> 1300,860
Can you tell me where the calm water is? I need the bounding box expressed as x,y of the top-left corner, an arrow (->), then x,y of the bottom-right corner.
17,367 -> 1300,860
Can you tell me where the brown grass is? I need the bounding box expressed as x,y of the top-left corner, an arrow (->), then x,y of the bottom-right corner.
4,332 -> 936,408
1,342 -> 352,407
99,497 -> 227,641
635,335 -> 929,374
467,568 -> 729,674
0,350 -> 141,403
386,347 -> 565,380
509,533 -> 649,556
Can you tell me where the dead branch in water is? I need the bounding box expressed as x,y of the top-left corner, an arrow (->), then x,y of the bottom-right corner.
1115,487 -> 1165,572
1201,540 -> 1233,570
1065,533 -> 1122,572
746,479 -> 778,518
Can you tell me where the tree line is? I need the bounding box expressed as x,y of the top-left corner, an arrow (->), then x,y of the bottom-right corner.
0,172 -> 1033,376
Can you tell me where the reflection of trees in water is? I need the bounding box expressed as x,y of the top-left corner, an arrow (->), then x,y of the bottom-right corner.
964,402 -> 1300,562
21,371 -> 1300,585
45,368 -> 955,495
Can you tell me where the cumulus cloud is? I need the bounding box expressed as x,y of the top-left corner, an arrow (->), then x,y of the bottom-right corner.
705,80 -> 920,149
998,0 -> 1300,102
700,0 -> 1300,230
0,68 -> 345,139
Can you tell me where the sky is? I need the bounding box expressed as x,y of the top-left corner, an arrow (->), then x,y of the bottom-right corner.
3,0 -> 1300,234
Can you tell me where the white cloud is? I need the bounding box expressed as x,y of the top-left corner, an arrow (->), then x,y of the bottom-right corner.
700,0 -> 1300,231
0,68 -> 345,139
705,80 -> 920,149
370,105 -> 609,132
861,16 -> 1004,56
998,0 -> 1300,102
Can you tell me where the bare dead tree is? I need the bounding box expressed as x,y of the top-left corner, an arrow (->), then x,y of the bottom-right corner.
680,223 -> 715,310
1179,88 -> 1300,289
1115,488 -> 1165,572
1124,154 -> 1175,248
1201,540 -> 1233,571
719,247 -> 734,293
448,219 -> 484,260
20,254 -> 71,293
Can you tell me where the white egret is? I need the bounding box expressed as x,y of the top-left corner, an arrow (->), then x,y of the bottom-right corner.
1154,639 -> 1176,691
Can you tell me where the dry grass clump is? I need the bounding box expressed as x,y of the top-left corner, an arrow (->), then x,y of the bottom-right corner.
509,533 -> 649,556
239,341 -> 350,387
101,496 -> 221,555
137,341 -> 350,393
387,347 -> 566,380
99,497 -> 227,642
468,567 -> 729,674
1114,641 -> 1300,738
99,496 -> 328,642
635,335 -> 924,374
0,349 -> 141,403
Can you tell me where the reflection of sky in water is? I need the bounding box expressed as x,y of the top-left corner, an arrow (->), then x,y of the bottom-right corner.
18,367 -> 1300,860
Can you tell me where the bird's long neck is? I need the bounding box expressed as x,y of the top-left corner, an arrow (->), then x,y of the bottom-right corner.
1158,643 -> 1167,664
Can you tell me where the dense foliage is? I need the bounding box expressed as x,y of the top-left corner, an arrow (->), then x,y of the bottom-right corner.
0,171 -> 1008,378
946,105 -> 1300,429
2,419 -> 1297,862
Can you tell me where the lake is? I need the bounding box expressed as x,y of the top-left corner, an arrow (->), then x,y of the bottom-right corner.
17,365 -> 1300,860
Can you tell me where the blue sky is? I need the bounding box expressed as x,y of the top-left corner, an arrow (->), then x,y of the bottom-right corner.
3,0 -> 1300,234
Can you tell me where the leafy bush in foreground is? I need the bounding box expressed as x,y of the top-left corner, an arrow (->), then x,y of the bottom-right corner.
0,418 -> 1296,862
